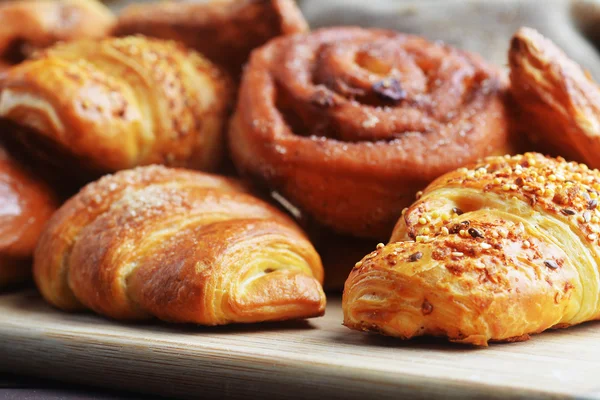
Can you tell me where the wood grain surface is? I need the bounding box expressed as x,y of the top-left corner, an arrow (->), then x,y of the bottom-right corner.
0,291 -> 598,399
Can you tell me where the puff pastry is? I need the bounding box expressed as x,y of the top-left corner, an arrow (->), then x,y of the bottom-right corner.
229,27 -> 513,240
0,144 -> 57,287
34,165 -> 325,324
113,0 -> 308,77
0,36 -> 232,178
0,0 -> 114,69
344,153 -> 600,345
509,27 -> 600,168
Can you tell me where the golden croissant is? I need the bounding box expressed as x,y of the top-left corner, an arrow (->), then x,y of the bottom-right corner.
343,153 -> 600,345
0,36 -> 232,178
34,165 -> 326,324
0,0 -> 114,69
509,27 -> 600,169
0,144 -> 57,287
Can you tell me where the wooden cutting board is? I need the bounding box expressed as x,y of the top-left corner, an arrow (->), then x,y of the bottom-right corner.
0,290 -> 598,399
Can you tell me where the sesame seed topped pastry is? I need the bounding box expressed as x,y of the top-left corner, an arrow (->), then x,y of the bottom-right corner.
343,153 -> 600,345
0,36 -> 232,180
229,27 -> 514,240
509,27 -> 600,169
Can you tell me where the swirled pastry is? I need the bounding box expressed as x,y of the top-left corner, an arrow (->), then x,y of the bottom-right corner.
229,27 -> 513,240
113,0 -> 308,77
1,144 -> 57,287
34,166 -> 325,324
343,153 -> 600,345
509,27 -> 600,168
0,0 -> 114,69
0,36 -> 232,178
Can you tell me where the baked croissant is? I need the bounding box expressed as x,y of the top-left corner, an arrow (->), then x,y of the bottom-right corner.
34,165 -> 326,324
113,0 -> 308,77
1,144 -> 57,287
343,153 -> 600,345
0,36 -> 232,179
0,0 -> 114,69
229,27 -> 513,240
509,27 -> 600,169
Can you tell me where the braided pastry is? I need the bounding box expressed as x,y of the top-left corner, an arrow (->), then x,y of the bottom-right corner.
0,36 -> 232,179
229,27 -> 513,240
343,153 -> 600,345
510,27 -> 600,168
113,0 -> 308,77
0,0 -> 114,69
1,144 -> 57,287
34,165 -> 325,324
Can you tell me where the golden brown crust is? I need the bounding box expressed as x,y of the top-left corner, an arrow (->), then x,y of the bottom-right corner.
0,36 -> 233,179
0,0 -> 114,69
229,27 -> 513,240
0,144 -> 58,287
113,0 -> 308,77
509,27 -> 600,168
343,153 -> 600,345
34,165 -> 325,324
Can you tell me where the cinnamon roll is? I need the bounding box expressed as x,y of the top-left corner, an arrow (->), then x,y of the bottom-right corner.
229,27 -> 513,240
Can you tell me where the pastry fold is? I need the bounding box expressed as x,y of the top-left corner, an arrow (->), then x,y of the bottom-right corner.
343,153 -> 600,345
509,27 -> 600,168
0,145 -> 57,287
0,36 -> 232,178
34,165 -> 326,324
0,0 -> 114,69
113,0 -> 308,76
229,27 -> 512,240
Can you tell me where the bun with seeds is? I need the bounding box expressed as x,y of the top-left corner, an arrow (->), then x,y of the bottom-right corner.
34,165 -> 325,324
343,153 -> 600,345
0,36 -> 232,180
229,27 -> 514,240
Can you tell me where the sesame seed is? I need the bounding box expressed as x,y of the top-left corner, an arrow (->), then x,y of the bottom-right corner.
416,191 -> 423,199
584,211 -> 592,223
561,208 -> 576,216
354,261 -> 363,268
510,184 -> 518,191
589,234 -> 598,241
401,208 -> 408,215
416,235 -> 429,243
451,251 -> 464,257
441,227 -> 450,235
418,217 -> 427,225
376,243 -> 385,249
502,184 -> 511,191
523,240 -> 531,248
452,207 -> 464,215
422,227 -> 431,235
549,174 -> 557,181
459,229 -> 468,237
544,260 -> 559,269
468,228 -> 484,239
588,199 -> 598,210
431,211 -> 440,218
491,231 -> 499,238
480,243 -> 492,250
499,229 -> 508,238
409,252 -> 423,262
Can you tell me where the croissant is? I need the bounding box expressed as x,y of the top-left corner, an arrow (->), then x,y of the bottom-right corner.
0,36 -> 232,179
229,27 -> 513,240
343,153 -> 600,345
0,0 -> 114,69
113,0 -> 308,77
0,144 -> 57,287
33,165 -> 326,324
509,27 -> 600,169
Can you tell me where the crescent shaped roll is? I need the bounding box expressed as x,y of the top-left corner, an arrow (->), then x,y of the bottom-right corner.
509,27 -> 600,169
0,36 -> 232,178
343,153 -> 600,345
33,165 -> 325,324
0,144 -> 57,287
0,0 -> 114,69
229,27 -> 513,240
113,0 -> 308,77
